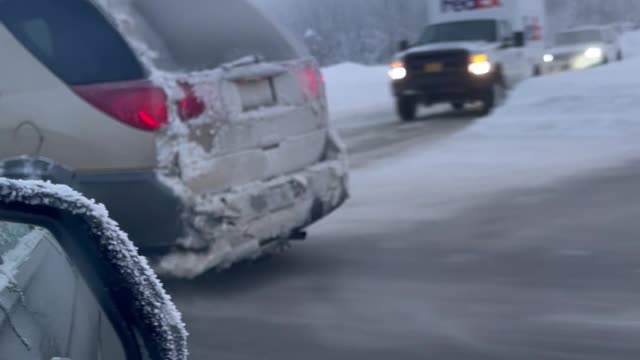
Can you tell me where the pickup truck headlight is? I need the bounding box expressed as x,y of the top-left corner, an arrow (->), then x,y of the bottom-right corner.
388,61 -> 407,80
543,54 -> 554,63
584,47 -> 603,59
468,54 -> 492,76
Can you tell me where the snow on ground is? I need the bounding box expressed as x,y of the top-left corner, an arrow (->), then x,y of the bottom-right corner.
468,58 -> 640,137
324,62 -> 395,129
316,52 -> 640,234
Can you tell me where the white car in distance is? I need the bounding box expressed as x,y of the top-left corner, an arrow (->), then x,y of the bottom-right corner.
543,26 -> 623,74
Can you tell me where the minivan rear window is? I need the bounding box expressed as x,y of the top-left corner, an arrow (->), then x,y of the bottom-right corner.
0,0 -> 145,85
130,0 -> 301,71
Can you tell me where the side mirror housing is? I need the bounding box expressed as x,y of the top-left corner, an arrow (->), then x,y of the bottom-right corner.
0,179 -> 187,360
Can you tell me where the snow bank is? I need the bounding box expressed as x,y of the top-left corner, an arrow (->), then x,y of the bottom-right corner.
468,57 -> 640,137
324,62 -> 395,127
621,30 -> 640,58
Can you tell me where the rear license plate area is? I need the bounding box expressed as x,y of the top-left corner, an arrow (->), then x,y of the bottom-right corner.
235,79 -> 276,111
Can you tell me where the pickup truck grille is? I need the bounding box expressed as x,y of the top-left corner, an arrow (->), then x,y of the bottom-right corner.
405,50 -> 470,76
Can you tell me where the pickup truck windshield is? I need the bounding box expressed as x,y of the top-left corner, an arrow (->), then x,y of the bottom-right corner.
555,30 -> 603,45
418,20 -> 497,45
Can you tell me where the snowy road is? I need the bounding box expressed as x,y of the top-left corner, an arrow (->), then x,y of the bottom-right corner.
164,53 -> 640,359
166,161 -> 640,360
338,107 -> 480,168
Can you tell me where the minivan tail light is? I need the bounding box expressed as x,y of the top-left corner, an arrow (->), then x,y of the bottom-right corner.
298,64 -> 324,98
176,82 -> 206,121
72,80 -> 168,131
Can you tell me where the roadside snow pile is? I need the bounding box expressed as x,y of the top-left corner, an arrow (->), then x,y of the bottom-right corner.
324,63 -> 395,124
466,57 -> 640,137
318,54 -> 640,230
621,30 -> 640,58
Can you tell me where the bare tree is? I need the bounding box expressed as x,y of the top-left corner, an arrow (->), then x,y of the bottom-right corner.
254,0 -> 640,66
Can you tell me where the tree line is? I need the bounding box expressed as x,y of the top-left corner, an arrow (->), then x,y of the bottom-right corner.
254,0 -> 640,66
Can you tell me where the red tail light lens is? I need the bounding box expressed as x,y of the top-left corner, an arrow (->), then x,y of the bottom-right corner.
177,82 -> 206,121
299,64 -> 324,98
72,80 -> 168,131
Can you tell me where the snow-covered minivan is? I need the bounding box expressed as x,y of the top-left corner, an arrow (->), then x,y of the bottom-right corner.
0,0 -> 349,278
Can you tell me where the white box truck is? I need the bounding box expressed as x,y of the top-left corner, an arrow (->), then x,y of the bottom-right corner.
388,0 -> 546,119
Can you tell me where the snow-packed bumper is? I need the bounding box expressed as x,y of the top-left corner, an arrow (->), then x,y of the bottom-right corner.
152,152 -> 349,278
71,151 -> 348,279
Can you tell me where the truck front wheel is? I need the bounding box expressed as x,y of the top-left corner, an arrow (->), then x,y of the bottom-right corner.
397,96 -> 417,121
481,80 -> 506,115
533,65 -> 542,77
451,102 -> 465,111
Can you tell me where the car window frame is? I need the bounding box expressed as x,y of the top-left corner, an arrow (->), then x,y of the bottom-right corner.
87,0 -> 150,75
0,204 -> 144,360
0,0 -> 147,85
0,176 -> 188,360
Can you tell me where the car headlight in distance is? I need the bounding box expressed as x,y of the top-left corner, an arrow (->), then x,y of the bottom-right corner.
584,47 -> 603,59
468,54 -> 492,75
388,61 -> 407,80
543,54 -> 554,63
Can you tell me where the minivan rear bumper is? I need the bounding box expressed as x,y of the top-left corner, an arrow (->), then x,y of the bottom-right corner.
152,155 -> 349,278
